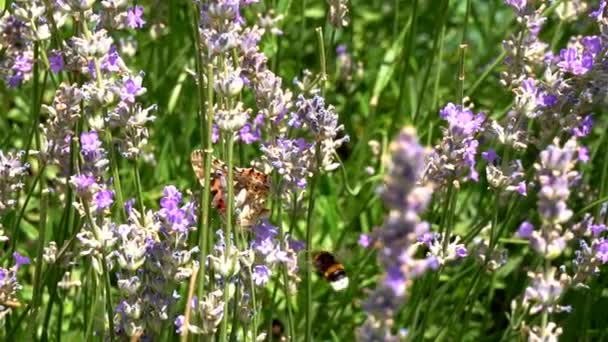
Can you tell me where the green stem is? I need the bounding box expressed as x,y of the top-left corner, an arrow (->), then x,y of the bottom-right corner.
305,143 -> 322,342
219,135 -> 235,342
132,157 -> 145,218
198,63 -> 215,301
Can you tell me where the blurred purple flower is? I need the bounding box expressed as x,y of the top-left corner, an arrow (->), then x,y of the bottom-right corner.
518,221 -> 535,238
126,6 -> 146,29
94,190 -> 114,210
252,265 -> 271,286
49,53 -> 64,73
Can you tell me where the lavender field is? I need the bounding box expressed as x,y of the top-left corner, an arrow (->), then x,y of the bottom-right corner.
1,0 -> 607,341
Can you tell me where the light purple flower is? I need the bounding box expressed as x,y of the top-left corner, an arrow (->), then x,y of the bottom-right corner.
518,221 -> 535,238
505,0 -> 526,11
80,131 -> 102,157
49,53 -> 64,73
12,252 -> 30,268
252,265 -> 271,286
439,103 -> 485,137
94,190 -> 114,210
126,6 -> 146,29
595,239 -> 608,263
358,234 -> 371,248
482,149 -> 498,163
557,48 -> 594,75
573,115 -> 593,137
119,75 -> 146,103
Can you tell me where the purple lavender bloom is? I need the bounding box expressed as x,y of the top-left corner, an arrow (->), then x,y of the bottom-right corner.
252,220 -> 278,255
591,1 -> 607,19
582,36 -> 602,55
80,131 -> 103,158
336,44 -> 347,56
538,93 -> 557,108
72,174 -> 96,192
590,224 -> 607,236
385,266 -> 406,297
455,246 -> 468,258
126,6 -> 146,29
160,185 -> 182,209
595,239 -> 608,263
518,221 -> 535,238
504,0 -> 526,11
49,53 -> 65,73
439,103 -> 485,137
13,54 -> 32,74
358,234 -> 371,248
252,265 -> 271,286
516,181 -> 527,196
362,126 -> 434,330
94,190 -> 114,210
174,315 -> 185,334
119,75 -> 146,103
557,48 -> 594,75
101,46 -> 123,73
212,124 -> 219,144
261,137 -> 313,191
578,147 -> 590,163
125,198 -> 136,215
12,252 -> 30,268
238,113 -> 264,144
573,115 -> 593,137
482,149 -> 498,163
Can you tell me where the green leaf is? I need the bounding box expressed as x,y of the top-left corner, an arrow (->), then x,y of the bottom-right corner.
370,24 -> 409,107
167,71 -> 187,114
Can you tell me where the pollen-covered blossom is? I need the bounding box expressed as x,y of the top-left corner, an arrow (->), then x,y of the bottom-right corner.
358,127 -> 434,340
0,252 -> 30,321
0,151 -> 29,214
113,186 -> 198,338
425,103 -> 485,185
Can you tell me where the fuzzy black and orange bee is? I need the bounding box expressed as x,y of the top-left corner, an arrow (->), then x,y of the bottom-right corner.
312,251 -> 349,291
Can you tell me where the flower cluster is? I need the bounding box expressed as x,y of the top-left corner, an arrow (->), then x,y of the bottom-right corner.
112,186 -> 198,338
250,220 -> 304,291
425,103 -> 485,185
358,127 -> 435,340
517,138 -> 582,259
0,253 -> 30,321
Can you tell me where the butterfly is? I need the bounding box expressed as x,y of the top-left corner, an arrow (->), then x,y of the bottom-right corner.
191,149 -> 270,228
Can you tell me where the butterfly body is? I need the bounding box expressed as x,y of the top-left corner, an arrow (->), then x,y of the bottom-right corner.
191,149 -> 270,228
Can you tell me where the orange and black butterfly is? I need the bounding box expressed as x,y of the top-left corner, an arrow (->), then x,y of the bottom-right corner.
313,251 -> 349,291
190,149 -> 270,228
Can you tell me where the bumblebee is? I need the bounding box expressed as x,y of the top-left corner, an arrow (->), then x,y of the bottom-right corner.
312,251 -> 349,291
271,319 -> 285,341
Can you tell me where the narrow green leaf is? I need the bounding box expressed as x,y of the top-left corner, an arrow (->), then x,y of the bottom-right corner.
370,24 -> 409,107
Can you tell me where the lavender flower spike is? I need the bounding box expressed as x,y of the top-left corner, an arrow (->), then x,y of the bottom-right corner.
358,127 -> 434,340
